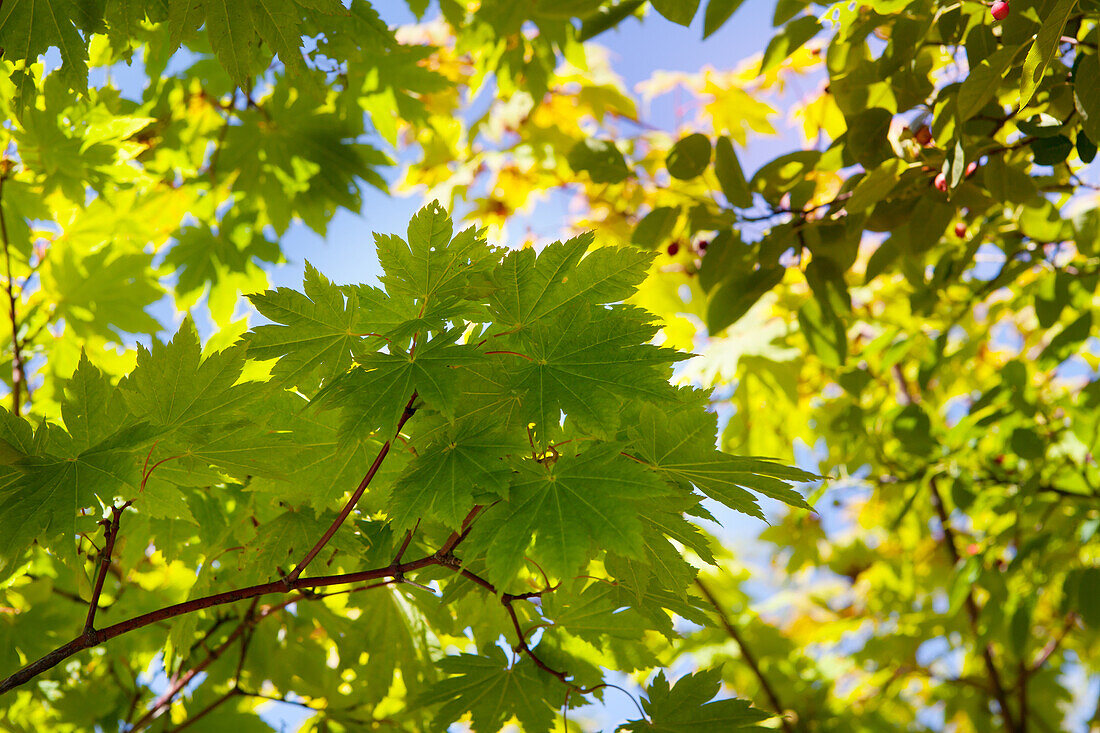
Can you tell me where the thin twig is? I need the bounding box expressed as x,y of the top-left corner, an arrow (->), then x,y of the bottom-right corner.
128,621 -> 250,731
232,599 -> 260,685
0,172 -> 26,415
393,521 -> 418,564
1026,613 -> 1078,674
172,688 -> 241,732
288,392 -> 418,582
83,502 -> 131,635
695,578 -> 794,733
505,600 -> 574,687
435,504 -> 484,559
929,477 -> 1020,732
0,555 -> 439,695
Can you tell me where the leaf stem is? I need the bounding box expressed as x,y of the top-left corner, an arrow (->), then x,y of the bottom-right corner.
483,350 -> 534,361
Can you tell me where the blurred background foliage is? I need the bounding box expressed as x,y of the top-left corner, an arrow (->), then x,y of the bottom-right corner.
0,0 -> 1099,730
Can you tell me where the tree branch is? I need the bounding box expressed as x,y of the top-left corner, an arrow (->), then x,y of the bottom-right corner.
504,598 -> 576,687
695,578 -> 794,733
0,555 -> 439,696
2,501 -> 559,701
287,392 -> 418,582
929,477 -> 1020,732
173,688 -> 240,732
434,504 -> 484,562
128,617 -> 251,731
1027,613 -> 1078,674
84,502 -> 131,636
0,171 -> 26,416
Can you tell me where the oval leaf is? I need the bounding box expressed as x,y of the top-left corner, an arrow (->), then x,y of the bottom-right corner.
714,136 -> 753,207
667,133 -> 712,180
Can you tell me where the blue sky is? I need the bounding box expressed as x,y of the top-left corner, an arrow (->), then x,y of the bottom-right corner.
266,0 -> 791,291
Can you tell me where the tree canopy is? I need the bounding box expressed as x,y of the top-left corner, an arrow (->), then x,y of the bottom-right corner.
0,1 -> 1099,731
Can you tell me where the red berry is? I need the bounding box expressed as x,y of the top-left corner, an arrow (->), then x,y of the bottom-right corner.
965,161 -> 979,178
934,173 -> 948,192
966,543 -> 980,556
666,241 -> 680,256
913,126 -> 933,146
991,1 -> 1009,20
955,222 -> 967,237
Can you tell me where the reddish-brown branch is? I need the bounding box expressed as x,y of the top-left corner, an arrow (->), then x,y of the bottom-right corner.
288,392 -> 418,582
129,620 -> 251,731
435,505 -> 484,559
232,599 -> 261,685
437,558 -> 573,689
504,599 -> 574,687
0,555 -> 438,696
484,350 -> 534,361
393,522 -> 418,564
0,173 -> 26,415
929,478 -> 1020,732
696,578 -> 794,733
174,688 -> 240,732
1027,613 -> 1078,674
5,495 -> 563,703
83,502 -> 131,635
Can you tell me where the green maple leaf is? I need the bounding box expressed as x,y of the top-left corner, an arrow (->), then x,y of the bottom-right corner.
0,408 -> 34,465
0,420 -> 149,575
174,419 -> 290,481
417,647 -> 557,733
0,353 -> 162,572
376,201 -> 498,308
512,305 -> 683,439
119,319 -> 263,437
167,0 -> 345,85
430,357 -> 527,434
488,233 -> 654,331
236,508 -> 359,583
246,392 -> 400,511
62,352 -> 145,451
216,81 -> 390,234
47,241 -> 164,340
318,329 -> 479,440
386,416 -> 524,530
316,580 -> 444,704
343,282 -> 422,343
246,262 -> 410,390
0,0 -> 105,101
607,524 -> 701,601
619,669 -> 772,732
166,218 -> 281,303
541,582 -> 650,644
470,444 -> 670,586
628,403 -> 815,517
